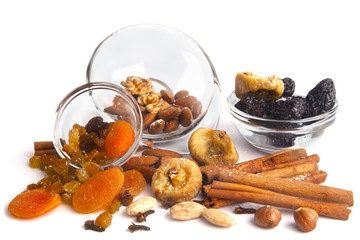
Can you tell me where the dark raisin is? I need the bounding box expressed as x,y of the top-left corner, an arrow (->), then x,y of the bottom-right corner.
281,77 -> 295,97
79,132 -> 98,153
305,78 -> 336,117
120,190 -> 133,206
85,116 -> 109,134
266,96 -> 306,120
235,96 -> 268,118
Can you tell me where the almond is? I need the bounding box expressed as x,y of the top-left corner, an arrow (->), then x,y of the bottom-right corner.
161,89 -> 175,104
190,101 -> 202,119
126,196 -> 157,216
142,148 -> 182,158
174,90 -> 189,100
143,112 -> 157,130
122,155 -> 160,170
170,202 -> 207,220
157,106 -> 182,121
163,118 -> 179,133
179,107 -> 193,127
202,209 -> 236,227
174,95 -> 197,108
148,119 -> 166,134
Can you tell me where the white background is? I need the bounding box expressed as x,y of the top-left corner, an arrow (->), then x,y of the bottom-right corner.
1,0 -> 359,239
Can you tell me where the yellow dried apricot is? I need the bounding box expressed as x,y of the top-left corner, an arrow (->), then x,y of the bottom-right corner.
104,120 -> 135,159
8,189 -> 61,218
72,168 -> 124,213
119,169 -> 147,197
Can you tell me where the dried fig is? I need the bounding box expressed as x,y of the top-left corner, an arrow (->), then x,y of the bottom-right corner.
188,128 -> 239,165
151,158 -> 202,206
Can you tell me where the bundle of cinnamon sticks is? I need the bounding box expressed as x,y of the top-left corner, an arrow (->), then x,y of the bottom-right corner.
200,149 -> 353,220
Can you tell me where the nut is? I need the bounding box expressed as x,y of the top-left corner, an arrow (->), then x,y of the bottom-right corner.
294,207 -> 318,232
126,196 -> 157,216
202,209 -> 236,227
145,99 -> 170,113
160,90 -> 175,104
157,106 -> 182,121
190,101 -> 202,119
254,206 -> 281,228
174,90 -> 189,100
148,119 -> 166,134
170,201 -> 207,220
137,92 -> 162,106
143,112 -> 157,130
163,119 -> 179,133
174,95 -> 198,108
121,76 -> 154,96
179,107 -> 193,127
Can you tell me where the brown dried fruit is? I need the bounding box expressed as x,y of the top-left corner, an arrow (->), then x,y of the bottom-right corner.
179,107 -> 193,127
148,119 -> 166,134
188,128 -> 239,165
161,89 -> 175,104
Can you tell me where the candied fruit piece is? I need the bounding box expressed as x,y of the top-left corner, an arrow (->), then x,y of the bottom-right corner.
72,168 -> 124,213
306,78 -> 336,117
266,96 -> 306,120
8,189 -> 61,218
85,116 -> 109,134
281,77 -> 295,97
119,170 -> 147,197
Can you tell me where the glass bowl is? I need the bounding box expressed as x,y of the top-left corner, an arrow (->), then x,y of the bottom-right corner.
53,82 -> 143,168
86,24 -> 221,154
227,91 -> 338,153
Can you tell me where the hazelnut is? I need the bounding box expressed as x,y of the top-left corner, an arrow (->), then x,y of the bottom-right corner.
294,207 -> 318,232
254,206 -> 281,228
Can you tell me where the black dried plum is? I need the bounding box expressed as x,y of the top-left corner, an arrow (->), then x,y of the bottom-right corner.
235,96 -> 268,118
305,78 -> 336,117
266,96 -> 306,120
268,133 -> 296,147
281,77 -> 295,97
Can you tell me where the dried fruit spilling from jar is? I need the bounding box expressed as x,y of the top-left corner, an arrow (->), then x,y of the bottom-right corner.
8,75 -> 353,234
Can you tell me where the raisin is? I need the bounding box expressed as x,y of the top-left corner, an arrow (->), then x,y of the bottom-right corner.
266,96 -> 306,120
281,77 -> 295,97
95,211 -> 113,229
85,116 -> 109,134
235,96 -> 268,118
120,190 -> 133,206
306,78 -> 336,117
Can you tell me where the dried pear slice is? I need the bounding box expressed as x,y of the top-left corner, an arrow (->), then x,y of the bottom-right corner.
151,158 -> 202,206
235,71 -> 284,100
188,128 -> 239,166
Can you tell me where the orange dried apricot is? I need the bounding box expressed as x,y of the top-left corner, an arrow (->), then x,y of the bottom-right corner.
104,120 -> 135,159
8,189 -> 61,218
72,168 -> 124,213
119,169 -> 147,197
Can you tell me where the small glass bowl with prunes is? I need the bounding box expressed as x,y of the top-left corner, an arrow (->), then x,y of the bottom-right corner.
228,78 -> 338,153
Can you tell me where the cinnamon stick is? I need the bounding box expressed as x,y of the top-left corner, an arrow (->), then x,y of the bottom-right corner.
201,148 -> 308,184
256,161 -> 318,178
207,188 -> 351,220
34,141 -> 58,156
217,171 -> 354,206
284,171 -> 328,184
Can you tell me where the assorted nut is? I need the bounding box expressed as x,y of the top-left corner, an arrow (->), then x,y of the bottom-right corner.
109,76 -> 202,134
254,206 -> 282,228
170,201 -> 207,220
294,207 -> 318,232
202,209 -> 236,227
126,196 -> 157,216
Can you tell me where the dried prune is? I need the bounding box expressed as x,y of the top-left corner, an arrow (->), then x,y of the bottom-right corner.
281,77 -> 295,97
305,78 -> 336,117
235,96 -> 268,118
266,96 -> 306,120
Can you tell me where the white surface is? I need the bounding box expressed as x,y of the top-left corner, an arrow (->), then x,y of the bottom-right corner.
1,0 -> 359,239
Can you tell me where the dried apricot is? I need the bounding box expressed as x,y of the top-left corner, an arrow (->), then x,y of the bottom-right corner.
72,168 -> 124,213
119,169 -> 147,197
8,189 -> 61,218
104,120 -> 135,159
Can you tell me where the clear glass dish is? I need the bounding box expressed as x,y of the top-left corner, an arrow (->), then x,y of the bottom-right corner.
53,82 -> 143,168
86,24 -> 221,154
227,91 -> 338,153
